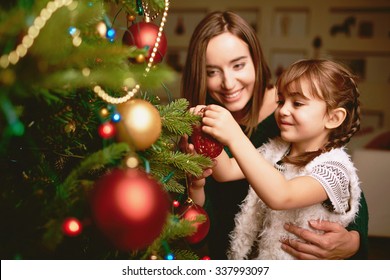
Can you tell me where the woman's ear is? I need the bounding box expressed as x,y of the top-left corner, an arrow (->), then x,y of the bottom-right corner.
325,108 -> 347,129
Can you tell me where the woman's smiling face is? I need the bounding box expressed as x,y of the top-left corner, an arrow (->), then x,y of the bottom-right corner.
205,32 -> 256,114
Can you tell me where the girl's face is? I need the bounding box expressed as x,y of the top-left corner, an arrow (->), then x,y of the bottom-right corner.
205,32 -> 256,115
275,79 -> 331,154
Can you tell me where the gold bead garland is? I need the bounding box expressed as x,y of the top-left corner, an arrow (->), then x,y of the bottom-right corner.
0,0 -> 75,69
95,0 -> 170,104
1,0 -> 171,106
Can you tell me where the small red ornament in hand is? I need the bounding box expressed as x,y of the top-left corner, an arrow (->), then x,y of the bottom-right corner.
178,202 -> 210,244
190,124 -> 223,158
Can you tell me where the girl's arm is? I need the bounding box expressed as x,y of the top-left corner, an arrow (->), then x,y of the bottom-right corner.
202,105 -> 328,210
211,149 -> 245,182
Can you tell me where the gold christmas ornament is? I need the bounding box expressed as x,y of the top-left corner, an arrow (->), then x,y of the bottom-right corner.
116,99 -> 161,150
99,107 -> 110,118
127,14 -> 136,22
135,54 -> 145,64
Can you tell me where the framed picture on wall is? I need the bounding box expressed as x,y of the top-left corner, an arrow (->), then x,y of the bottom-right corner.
337,57 -> 366,80
165,48 -> 187,73
329,52 -> 390,83
270,50 -> 307,79
228,8 -> 260,32
329,7 -> 390,38
273,8 -> 309,37
164,9 -> 207,37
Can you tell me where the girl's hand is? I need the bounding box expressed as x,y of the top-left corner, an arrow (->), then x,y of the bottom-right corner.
201,104 -> 243,146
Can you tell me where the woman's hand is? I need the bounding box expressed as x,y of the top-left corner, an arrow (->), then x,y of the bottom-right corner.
179,131 -> 214,207
280,220 -> 360,259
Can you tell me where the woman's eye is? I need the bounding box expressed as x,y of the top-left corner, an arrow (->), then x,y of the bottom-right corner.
207,69 -> 219,77
233,63 -> 245,70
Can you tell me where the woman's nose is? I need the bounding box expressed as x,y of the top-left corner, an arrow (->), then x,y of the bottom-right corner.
221,71 -> 235,90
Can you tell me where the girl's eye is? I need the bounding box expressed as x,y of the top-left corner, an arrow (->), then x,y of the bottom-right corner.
276,100 -> 284,106
293,101 -> 304,107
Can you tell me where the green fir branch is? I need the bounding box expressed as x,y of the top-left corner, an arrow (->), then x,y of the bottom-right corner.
57,142 -> 131,201
157,98 -> 200,136
149,162 -> 186,193
171,249 -> 199,260
141,214 -> 206,259
148,149 -> 212,178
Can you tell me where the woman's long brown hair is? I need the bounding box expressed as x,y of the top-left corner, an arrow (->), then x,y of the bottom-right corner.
181,11 -> 272,136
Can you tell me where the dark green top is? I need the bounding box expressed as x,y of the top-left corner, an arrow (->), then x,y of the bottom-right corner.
202,113 -> 369,259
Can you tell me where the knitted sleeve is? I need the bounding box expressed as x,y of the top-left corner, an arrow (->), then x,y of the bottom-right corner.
309,161 -> 351,214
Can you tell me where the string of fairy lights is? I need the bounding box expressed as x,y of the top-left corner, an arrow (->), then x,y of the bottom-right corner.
0,0 -> 170,105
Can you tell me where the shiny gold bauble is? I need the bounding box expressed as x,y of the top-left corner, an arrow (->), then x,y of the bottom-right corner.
116,99 -> 161,150
127,14 -> 136,22
135,54 -> 145,63
99,107 -> 110,118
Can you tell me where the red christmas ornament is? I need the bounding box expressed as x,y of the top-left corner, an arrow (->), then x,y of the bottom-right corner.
178,202 -> 210,244
122,21 -> 167,63
62,217 -> 83,237
172,200 -> 180,208
98,122 -> 116,139
190,125 -> 223,158
90,168 -> 170,251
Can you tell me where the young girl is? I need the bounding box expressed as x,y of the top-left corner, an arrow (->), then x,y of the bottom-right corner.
196,59 -> 363,259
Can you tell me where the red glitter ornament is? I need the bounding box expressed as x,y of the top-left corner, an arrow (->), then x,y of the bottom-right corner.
62,217 -> 83,237
178,202 -> 210,244
190,125 -> 223,158
122,22 -> 167,63
90,168 -> 170,251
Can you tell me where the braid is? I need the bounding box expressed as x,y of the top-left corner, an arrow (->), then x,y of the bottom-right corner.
325,76 -> 361,150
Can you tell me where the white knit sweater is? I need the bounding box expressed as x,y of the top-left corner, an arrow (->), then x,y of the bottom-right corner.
227,138 -> 362,260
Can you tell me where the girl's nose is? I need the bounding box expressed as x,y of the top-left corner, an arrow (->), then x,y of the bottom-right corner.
278,102 -> 291,116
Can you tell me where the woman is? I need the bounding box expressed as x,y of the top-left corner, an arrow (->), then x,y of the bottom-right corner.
180,11 -> 368,260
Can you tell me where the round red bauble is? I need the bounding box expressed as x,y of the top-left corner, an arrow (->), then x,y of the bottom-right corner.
122,22 -> 167,63
179,203 -> 210,244
90,168 -> 170,251
190,125 -> 223,158
62,217 -> 83,237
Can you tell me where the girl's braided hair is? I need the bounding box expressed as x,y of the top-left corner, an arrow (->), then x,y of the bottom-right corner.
277,59 -> 361,167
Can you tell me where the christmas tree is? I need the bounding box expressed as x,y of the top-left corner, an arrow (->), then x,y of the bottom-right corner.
0,0 -> 213,260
